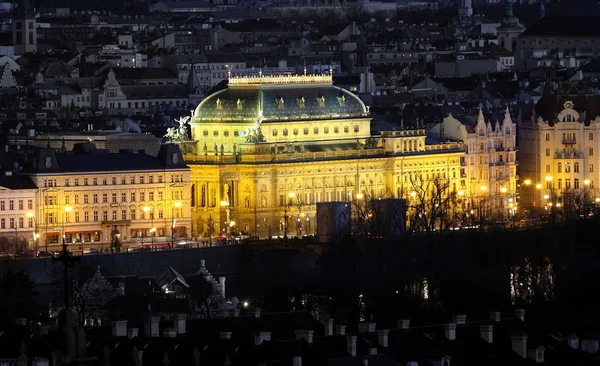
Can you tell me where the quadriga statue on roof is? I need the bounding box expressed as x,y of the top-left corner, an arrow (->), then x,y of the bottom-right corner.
165,116 -> 191,143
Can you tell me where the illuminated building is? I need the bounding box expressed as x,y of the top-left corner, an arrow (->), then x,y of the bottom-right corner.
26,143 -> 191,250
431,107 -> 518,215
185,71 -> 465,238
519,100 -> 600,208
0,175 -> 38,250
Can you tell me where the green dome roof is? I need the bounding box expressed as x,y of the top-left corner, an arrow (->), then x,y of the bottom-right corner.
193,79 -> 367,122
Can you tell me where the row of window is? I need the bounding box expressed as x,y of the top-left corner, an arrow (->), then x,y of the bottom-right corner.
44,174 -> 186,188
0,199 -> 34,211
273,125 -> 360,137
42,208 -> 184,225
545,163 -> 594,173
544,178 -> 593,190
545,132 -> 595,141
54,190 -> 184,205
0,217 -> 33,229
545,148 -> 594,156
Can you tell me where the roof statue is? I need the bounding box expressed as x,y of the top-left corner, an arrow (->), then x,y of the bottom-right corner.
238,123 -> 264,143
165,116 -> 190,143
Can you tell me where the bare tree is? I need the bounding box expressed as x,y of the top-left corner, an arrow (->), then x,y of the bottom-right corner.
405,175 -> 461,235
51,264 -> 116,326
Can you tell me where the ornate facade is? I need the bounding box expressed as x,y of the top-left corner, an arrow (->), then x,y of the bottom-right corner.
186,72 -> 465,238
519,101 -> 600,208
430,107 -> 518,215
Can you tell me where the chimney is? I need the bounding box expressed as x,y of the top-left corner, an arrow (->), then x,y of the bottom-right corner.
568,334 -> 579,350
254,307 -> 262,318
358,322 -> 376,333
515,308 -> 526,321
324,319 -> 334,336
362,359 -> 369,366
144,316 -> 160,337
452,314 -> 466,325
295,329 -> 314,344
231,297 -> 239,317
581,338 -> 599,353
219,277 -> 226,298
346,335 -> 357,356
528,347 -> 545,363
111,320 -> 127,337
254,331 -> 271,345
127,328 -> 139,339
117,282 -> 125,296
199,259 -> 206,271
480,324 -> 493,343
173,314 -> 186,334
377,329 -> 389,347
397,319 -> 410,329
490,311 -> 501,322
163,328 -> 177,338
444,323 -> 456,341
369,347 -> 377,355
292,356 -> 302,366
14,318 -> 27,326
511,332 -> 528,358
220,331 -> 232,340
336,325 -> 346,336
31,359 -> 49,366
406,362 -> 419,366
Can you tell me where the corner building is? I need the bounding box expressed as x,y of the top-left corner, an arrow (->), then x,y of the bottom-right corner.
187,73 -> 465,238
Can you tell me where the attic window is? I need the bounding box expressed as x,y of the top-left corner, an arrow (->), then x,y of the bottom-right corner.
297,97 -> 305,108
317,95 -> 325,107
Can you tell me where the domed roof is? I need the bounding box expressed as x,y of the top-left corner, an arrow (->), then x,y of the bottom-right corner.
193,74 -> 367,122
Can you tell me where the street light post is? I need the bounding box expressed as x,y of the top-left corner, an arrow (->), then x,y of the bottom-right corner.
143,206 -> 155,250
63,206 -> 72,251
220,201 -> 230,235
171,201 -> 182,249
284,192 -> 295,242
26,212 -> 39,254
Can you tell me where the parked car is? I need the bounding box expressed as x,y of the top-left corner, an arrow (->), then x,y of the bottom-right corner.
36,251 -> 53,258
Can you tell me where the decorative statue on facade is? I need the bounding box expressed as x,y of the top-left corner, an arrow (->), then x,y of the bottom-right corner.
164,116 -> 190,143
238,123 -> 264,143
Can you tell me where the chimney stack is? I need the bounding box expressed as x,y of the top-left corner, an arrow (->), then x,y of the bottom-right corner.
369,348 -> 377,355
292,356 -> 302,366
515,308 -> 526,322
347,336 -> 357,356
220,331 -> 232,340
490,311 -> 501,322
174,314 -> 186,334
480,324 -> 493,343
511,332 -> 528,358
111,320 -> 127,337
377,329 -> 389,347
14,318 -> 27,326
324,319 -> 334,336
568,334 -> 579,350
336,325 -> 346,336
219,276 -> 226,298
358,322 -> 376,333
452,314 -> 466,325
444,323 -> 456,341
144,316 -> 160,337
254,307 -> 261,318
397,319 -> 410,330
295,329 -> 314,344
254,331 -> 271,345
127,328 -> 138,339
163,328 -> 177,338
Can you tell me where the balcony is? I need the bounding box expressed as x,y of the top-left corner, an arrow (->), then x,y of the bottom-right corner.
562,138 -> 576,144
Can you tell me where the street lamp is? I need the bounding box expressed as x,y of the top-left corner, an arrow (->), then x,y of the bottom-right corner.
284,192 -> 295,242
26,212 -> 39,253
171,201 -> 182,249
63,206 -> 72,251
143,206 -> 154,250
220,200 -> 230,234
